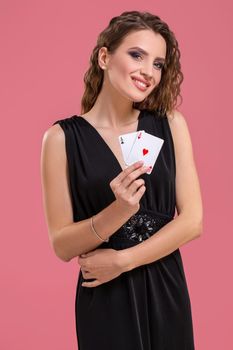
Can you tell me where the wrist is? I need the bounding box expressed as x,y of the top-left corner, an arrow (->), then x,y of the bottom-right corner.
117,249 -> 134,273
113,200 -> 136,220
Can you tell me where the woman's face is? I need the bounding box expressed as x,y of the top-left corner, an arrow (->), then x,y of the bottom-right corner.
99,29 -> 167,103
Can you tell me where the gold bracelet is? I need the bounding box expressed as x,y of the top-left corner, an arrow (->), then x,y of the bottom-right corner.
90,215 -> 109,242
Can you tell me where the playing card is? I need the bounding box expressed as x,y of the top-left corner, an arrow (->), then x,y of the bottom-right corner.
118,130 -> 145,166
126,131 -> 164,174
125,130 -> 145,165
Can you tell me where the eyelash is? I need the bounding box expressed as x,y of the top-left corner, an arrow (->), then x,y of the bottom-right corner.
129,51 -> 164,70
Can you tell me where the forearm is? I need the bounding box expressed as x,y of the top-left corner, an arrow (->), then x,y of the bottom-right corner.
54,200 -> 132,262
120,213 -> 203,271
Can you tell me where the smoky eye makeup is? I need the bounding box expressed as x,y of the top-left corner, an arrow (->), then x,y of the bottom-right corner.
128,51 -> 164,70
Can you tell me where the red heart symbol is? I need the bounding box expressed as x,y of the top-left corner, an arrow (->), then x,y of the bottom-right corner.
143,148 -> 148,156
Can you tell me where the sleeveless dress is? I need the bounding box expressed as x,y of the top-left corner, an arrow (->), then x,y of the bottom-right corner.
53,109 -> 195,350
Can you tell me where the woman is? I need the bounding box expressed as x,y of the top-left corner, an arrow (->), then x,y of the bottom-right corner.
41,10 -> 203,350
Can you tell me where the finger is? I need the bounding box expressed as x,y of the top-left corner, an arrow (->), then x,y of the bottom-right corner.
82,270 -> 93,279
80,253 -> 89,258
79,262 -> 88,270
78,257 -> 83,264
114,161 -> 144,185
122,165 -> 149,188
127,178 -> 145,197
82,280 -> 100,288
132,183 -> 146,201
119,166 -> 148,191
81,250 -> 95,257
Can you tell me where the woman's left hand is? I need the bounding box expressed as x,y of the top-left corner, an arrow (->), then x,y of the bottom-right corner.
78,248 -> 129,288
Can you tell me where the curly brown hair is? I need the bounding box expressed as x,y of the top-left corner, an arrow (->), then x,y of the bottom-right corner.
80,10 -> 184,118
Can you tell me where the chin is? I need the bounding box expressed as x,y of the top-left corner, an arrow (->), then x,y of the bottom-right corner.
131,95 -> 149,103
118,86 -> 149,103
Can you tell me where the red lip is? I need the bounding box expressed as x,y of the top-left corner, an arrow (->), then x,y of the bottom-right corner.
131,76 -> 151,87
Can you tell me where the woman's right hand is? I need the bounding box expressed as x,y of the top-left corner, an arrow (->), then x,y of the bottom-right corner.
109,161 -> 150,216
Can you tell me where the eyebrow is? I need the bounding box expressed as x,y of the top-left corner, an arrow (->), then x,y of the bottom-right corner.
128,46 -> 166,62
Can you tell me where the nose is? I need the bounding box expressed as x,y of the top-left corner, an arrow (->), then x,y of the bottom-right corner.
141,67 -> 153,82
140,61 -> 154,80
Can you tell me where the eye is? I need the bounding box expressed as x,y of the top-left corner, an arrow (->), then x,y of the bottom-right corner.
154,62 -> 164,70
129,51 -> 142,60
128,51 -> 164,70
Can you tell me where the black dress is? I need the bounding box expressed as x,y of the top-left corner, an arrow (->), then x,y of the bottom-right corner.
53,109 -> 195,350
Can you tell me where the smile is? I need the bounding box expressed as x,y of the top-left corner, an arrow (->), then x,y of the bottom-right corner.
131,77 -> 149,91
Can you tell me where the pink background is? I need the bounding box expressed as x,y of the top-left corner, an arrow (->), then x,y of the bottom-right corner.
1,1 -> 232,349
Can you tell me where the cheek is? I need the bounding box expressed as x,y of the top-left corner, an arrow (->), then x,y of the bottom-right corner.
150,70 -> 162,86
119,60 -> 134,75
109,58 -> 133,80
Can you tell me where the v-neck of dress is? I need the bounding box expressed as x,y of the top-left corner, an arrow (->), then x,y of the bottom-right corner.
75,109 -> 144,173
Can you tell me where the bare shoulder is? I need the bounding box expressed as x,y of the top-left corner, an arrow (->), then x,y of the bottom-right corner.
41,123 -> 67,174
166,109 -> 203,227
42,123 -> 64,147
166,109 -> 189,132
166,109 -> 194,156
